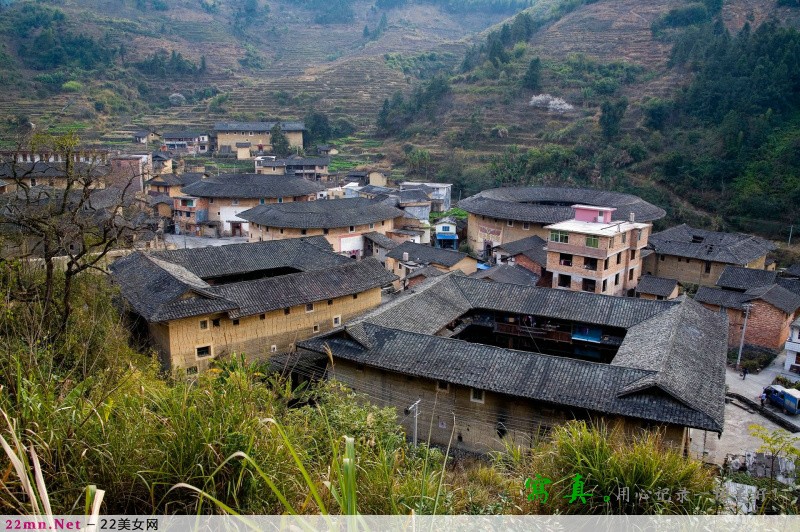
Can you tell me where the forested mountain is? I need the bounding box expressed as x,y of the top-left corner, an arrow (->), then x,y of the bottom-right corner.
1,0 -> 799,236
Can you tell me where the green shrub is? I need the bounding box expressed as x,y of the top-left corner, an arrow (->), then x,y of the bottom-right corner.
61,80 -> 83,92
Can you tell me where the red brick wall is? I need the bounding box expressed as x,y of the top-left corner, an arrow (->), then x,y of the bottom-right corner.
513,255 -> 543,276
702,301 -> 793,350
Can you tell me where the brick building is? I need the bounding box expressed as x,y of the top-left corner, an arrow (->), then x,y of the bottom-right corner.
239,198 -> 405,257
694,266 -> 800,350
642,224 -> 776,287
635,275 -> 679,301
213,122 -> 304,154
110,238 -> 396,373
544,205 -> 650,296
458,187 -> 665,259
295,274 -> 726,454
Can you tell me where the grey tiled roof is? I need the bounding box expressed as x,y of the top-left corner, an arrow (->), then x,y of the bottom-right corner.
148,194 -> 173,206
362,231 -> 399,250
636,275 -> 678,298
785,264 -> 800,278
648,224 -> 776,264
300,297 -> 725,432
470,264 -> 540,286
147,173 -> 204,187
0,162 -> 106,179
387,242 -> 468,268
181,174 -> 324,199
163,132 -> 205,139
284,156 -> 330,167
495,235 -> 548,266
214,121 -> 305,132
147,238 -> 344,279
398,189 -> 430,204
778,278 -> 800,297
406,266 -> 446,281
238,198 -> 404,229
459,187 -> 665,223
716,266 -> 777,291
111,245 -> 395,322
695,284 -> 800,315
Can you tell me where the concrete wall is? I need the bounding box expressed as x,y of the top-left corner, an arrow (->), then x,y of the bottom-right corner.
159,288 -> 382,372
329,361 -> 688,454
642,254 -> 768,287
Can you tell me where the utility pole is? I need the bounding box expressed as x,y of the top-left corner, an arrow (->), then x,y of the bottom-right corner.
406,399 -> 421,447
789,225 -> 794,247
736,303 -> 753,370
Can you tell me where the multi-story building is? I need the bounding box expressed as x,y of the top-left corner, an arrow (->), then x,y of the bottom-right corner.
239,198 -> 405,257
544,205 -> 651,296
174,174 -> 324,237
162,132 -> 209,154
643,224 -> 776,287
110,238 -> 397,373
254,155 -> 330,181
213,122 -> 304,154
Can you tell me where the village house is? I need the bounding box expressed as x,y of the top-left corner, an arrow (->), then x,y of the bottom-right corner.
151,152 -> 174,175
636,275 -> 680,300
254,155 -> 330,181
362,231 -> 401,265
385,241 -> 478,290
544,205 -> 651,296
459,187 -> 665,260
133,130 -> 161,145
213,121 -> 304,154
784,318 -> 800,376
694,265 -> 800,351
239,197 -> 405,257
493,235 -> 548,275
162,132 -> 209,155
109,238 -> 397,373
433,217 -> 460,250
175,174 -> 324,237
145,172 -> 205,197
400,181 -> 452,212
296,274 -> 726,454
642,224 -> 776,287
0,161 -> 109,190
109,154 -> 152,192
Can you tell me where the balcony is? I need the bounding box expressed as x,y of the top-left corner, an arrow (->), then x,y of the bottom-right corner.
786,340 -> 800,353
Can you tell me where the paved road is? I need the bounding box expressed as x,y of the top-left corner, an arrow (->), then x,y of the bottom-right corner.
726,351 -> 800,429
164,234 -> 249,249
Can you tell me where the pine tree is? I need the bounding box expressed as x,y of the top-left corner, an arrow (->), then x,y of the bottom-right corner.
522,57 -> 541,91
270,123 -> 291,156
363,25 -> 370,39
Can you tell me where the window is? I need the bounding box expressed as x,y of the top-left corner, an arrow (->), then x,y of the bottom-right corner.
471,388 -> 484,404
333,315 -> 341,326
231,199 -> 239,206
284,308 -> 290,315
704,261 -> 712,274
582,279 -> 596,292
608,237 -> 615,248
604,258 -> 609,270
301,229 -> 307,235
278,197 -> 284,203
196,346 -> 211,358
441,225 -> 450,232
271,345 -> 278,353
180,199 -> 194,207
629,269 -> 634,281
186,366 -> 198,375
549,230 -> 569,244
349,226 -> 355,233
630,249 -> 636,260
437,381 -> 449,392
352,294 -> 358,300
259,198 -> 265,205
232,319 -> 240,326
369,223 -> 375,229
199,320 -> 208,330
616,253 -> 621,265
279,229 -> 284,234
559,253 -> 573,267
585,235 -> 599,248
381,221 -> 385,226
615,273 -> 620,285
327,299 -> 333,305
659,254 -> 665,262
209,198 -> 214,204
638,229 -> 643,241
212,318 -> 221,327
313,324 -> 320,333
259,314 -> 266,320
602,279 -> 607,292
558,274 -> 571,288
323,228 -> 329,235
584,258 -> 598,271
622,232 -> 627,244
305,303 -> 314,313
523,222 -> 530,230
29,178 -> 37,186
507,220 -> 514,227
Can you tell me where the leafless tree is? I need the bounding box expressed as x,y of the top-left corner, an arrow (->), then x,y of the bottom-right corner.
0,132 -> 150,335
